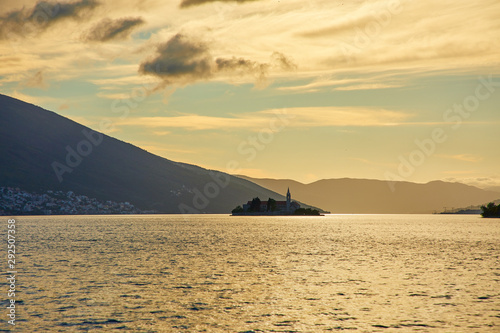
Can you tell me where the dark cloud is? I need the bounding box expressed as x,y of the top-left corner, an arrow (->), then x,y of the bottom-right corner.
179,0 -> 257,8
139,34 -> 213,83
31,0 -> 98,22
271,52 -> 297,71
215,57 -> 268,80
83,17 -> 144,42
0,0 -> 98,39
139,33 -> 297,87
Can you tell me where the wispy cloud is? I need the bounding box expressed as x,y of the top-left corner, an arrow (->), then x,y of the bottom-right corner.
22,70 -> 49,89
136,143 -> 198,155
333,83 -> 404,91
83,17 -> 144,42
96,92 -> 133,100
8,90 -> 60,106
114,106 -> 413,131
116,114 -> 263,131
438,154 -> 484,163
443,176 -> 500,189
277,74 -> 406,92
318,0 -> 500,73
298,1 -> 387,39
280,107 -> 410,127
152,131 -> 171,136
90,73 -> 157,89
2,0 -> 498,100
179,0 -> 259,8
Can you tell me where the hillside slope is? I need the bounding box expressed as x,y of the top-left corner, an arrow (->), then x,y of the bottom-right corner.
0,94 -> 290,214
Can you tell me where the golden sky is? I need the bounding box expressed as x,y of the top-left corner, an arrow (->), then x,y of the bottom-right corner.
1,0 -> 499,187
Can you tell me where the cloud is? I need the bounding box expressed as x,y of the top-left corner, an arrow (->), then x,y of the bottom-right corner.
0,0 -> 99,39
139,33 -> 295,87
179,0 -> 258,9
333,83 -> 403,91
90,74 -> 156,88
438,154 -> 484,163
139,34 -> 213,83
96,92 -> 132,100
8,90 -> 61,106
58,103 -> 70,110
299,10 -> 377,39
116,114 -> 263,131
277,75 -> 404,93
316,0 -> 500,72
282,107 -> 410,128
83,17 -> 144,42
443,176 -> 500,189
23,70 -> 49,89
152,131 -> 171,136
127,141 -> 200,156
9,90 -> 44,105
114,106 -> 412,131
215,57 -> 268,82
271,52 -> 298,71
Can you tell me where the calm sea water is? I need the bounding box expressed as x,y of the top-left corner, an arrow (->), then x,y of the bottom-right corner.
6,214 -> 500,332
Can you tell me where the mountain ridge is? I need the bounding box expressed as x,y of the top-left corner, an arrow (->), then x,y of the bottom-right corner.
0,94 -> 301,214
3,93 -> 497,215
237,176 -> 500,214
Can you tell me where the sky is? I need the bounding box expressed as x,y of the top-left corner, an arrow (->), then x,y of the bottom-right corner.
1,0 -> 499,187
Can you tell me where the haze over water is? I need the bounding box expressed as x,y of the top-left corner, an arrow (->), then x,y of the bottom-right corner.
15,215 -> 500,332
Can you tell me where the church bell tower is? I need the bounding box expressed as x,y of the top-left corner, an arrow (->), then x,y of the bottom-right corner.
286,187 -> 291,212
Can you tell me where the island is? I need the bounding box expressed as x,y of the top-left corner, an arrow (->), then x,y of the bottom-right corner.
231,188 -> 321,216
481,202 -> 500,218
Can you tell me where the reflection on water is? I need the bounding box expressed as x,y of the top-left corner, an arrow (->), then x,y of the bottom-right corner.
12,214 -> 500,331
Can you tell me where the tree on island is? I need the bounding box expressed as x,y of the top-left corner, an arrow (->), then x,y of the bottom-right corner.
481,202 -> 500,218
231,205 -> 244,214
267,198 -> 277,212
294,208 -> 321,216
249,197 -> 261,212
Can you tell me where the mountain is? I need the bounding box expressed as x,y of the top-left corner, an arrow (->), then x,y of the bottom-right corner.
237,176 -> 500,214
484,186 -> 500,193
0,94 -> 297,214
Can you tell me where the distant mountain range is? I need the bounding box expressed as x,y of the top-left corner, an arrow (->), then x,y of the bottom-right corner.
485,186 -> 500,193
0,94 -> 295,214
237,176 -> 500,214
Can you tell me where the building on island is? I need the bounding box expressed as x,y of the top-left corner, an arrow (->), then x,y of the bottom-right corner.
237,188 -> 300,215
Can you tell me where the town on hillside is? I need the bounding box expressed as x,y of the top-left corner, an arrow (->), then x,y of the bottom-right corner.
0,187 -> 154,215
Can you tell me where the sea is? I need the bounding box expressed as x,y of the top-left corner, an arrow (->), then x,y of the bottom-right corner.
4,214 -> 500,332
